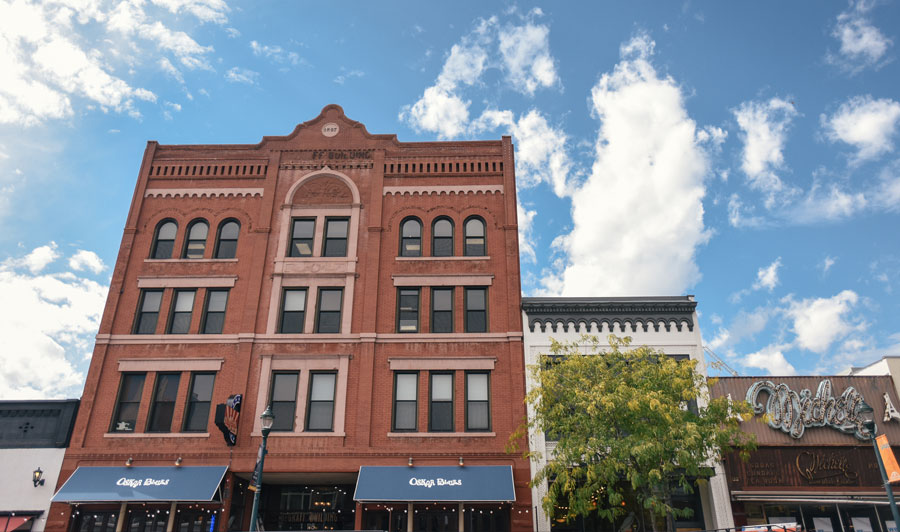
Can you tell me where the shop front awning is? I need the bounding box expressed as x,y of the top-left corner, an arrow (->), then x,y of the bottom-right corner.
354,466 -> 515,503
52,466 -> 228,503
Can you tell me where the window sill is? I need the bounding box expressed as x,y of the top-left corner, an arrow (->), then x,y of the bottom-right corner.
387,431 -> 495,438
251,431 -> 346,437
144,258 -> 239,263
395,256 -> 490,261
104,432 -> 210,438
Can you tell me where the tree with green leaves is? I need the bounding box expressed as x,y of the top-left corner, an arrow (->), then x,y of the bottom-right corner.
515,335 -> 755,532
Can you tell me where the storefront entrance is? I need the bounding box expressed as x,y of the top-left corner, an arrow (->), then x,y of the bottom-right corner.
741,502 -> 896,532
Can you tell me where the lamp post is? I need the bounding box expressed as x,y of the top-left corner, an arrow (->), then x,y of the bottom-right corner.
248,405 -> 275,532
860,400 -> 900,531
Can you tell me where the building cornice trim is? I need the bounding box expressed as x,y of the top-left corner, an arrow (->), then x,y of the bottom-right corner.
144,188 -> 264,198
522,297 -> 696,333
383,185 -> 503,197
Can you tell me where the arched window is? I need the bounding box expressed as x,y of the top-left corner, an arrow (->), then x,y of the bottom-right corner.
464,217 -> 485,256
151,220 -> 177,259
182,219 -> 209,259
214,220 -> 240,259
399,218 -> 422,257
432,218 -> 454,257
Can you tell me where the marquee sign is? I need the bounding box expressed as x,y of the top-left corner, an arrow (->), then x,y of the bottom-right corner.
746,379 -> 873,440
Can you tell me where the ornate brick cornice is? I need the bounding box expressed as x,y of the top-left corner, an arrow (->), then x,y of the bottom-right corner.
144,188 -> 264,198
383,185 -> 504,196
522,296 -> 696,333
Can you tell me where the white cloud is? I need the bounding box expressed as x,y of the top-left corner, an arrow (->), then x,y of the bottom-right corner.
3,241 -> 61,273
68,249 -> 106,274
822,256 -> 836,273
149,0 -> 229,24
741,344 -> 797,375
828,4 -> 892,74
822,95 -> 900,163
158,57 -> 184,83
333,69 -> 364,85
727,193 -> 766,228
541,32 -> 712,296
753,257 -> 781,292
784,290 -> 863,353
790,182 -> 867,223
706,307 -> 772,352
733,97 -> 799,208
225,67 -> 258,84
497,22 -> 558,95
250,40 -> 300,65
0,244 -> 108,399
517,202 -> 537,263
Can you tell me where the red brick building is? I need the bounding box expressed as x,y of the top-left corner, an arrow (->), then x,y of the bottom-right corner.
49,105 -> 532,532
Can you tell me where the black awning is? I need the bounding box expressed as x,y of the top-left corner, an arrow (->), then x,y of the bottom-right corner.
354,466 -> 515,503
52,466 -> 227,503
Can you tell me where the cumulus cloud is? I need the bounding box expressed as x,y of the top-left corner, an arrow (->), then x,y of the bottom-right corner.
733,97 -> 800,208
497,22 -> 558,95
68,249 -> 107,274
828,1 -> 892,74
783,290 -> 863,353
0,244 -> 108,399
790,182 -> 868,223
225,67 -> 259,84
541,32 -> 712,296
727,193 -> 766,228
706,306 -> 772,352
822,95 -> 900,163
753,257 -> 781,292
822,256 -> 836,274
517,202 -> 537,263
742,344 -> 797,376
250,40 -> 300,65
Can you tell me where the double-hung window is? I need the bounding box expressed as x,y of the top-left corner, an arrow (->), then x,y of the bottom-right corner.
393,372 -> 418,431
134,289 -> 163,334
151,220 -> 177,259
183,372 -> 215,432
306,372 -> 336,431
466,372 -> 490,431
322,218 -> 349,257
431,288 -> 453,333
280,288 -> 307,333
289,218 -> 315,257
464,217 -> 486,256
183,220 -> 208,259
315,288 -> 343,333
270,372 -> 299,431
111,373 -> 146,432
464,287 -> 488,332
429,373 -> 453,432
214,220 -> 240,259
400,218 -> 422,257
147,373 -> 180,432
167,289 -> 195,334
432,218 -> 453,257
201,289 -> 228,334
397,288 -> 419,333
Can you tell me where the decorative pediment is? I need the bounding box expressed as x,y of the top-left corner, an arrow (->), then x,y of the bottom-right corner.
292,175 -> 353,204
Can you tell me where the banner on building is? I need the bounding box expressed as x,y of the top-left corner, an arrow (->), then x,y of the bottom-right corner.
248,442 -> 264,492
214,394 -> 242,446
877,434 -> 900,483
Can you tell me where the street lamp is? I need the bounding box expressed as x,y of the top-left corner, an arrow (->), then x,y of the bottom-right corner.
248,405 -> 275,532
859,400 -> 900,531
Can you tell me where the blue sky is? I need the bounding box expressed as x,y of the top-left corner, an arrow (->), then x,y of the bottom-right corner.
1,1 -> 899,398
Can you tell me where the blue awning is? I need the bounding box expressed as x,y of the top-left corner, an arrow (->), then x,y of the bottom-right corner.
354,466 -> 515,503
52,466 -> 228,503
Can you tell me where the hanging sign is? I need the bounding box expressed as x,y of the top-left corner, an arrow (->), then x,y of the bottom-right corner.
214,394 -> 242,446
877,434 -> 900,483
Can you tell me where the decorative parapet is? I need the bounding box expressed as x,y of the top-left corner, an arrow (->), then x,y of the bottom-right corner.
383,185 -> 504,197
144,188 -> 264,198
522,296 -> 696,333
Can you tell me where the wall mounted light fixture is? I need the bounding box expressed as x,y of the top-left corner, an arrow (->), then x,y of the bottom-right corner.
125,457 -> 133,467
459,457 -> 464,467
175,457 -> 182,467
33,467 -> 45,487
408,457 -> 413,467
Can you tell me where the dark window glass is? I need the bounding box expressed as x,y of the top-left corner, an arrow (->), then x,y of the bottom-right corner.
397,288 -> 419,333
215,220 -> 240,259
134,289 -> 162,334
465,287 -> 487,332
271,372 -> 298,431
466,372 -> 490,431
431,288 -> 453,333
322,218 -> 349,257
289,218 -> 315,257
464,217 -> 485,256
183,372 -> 215,432
429,373 -> 453,432
147,373 -> 180,432
182,220 -> 208,259
111,373 -> 145,432
400,218 -> 421,257
393,372 -> 418,431
280,288 -> 307,333
151,220 -> 177,259
201,289 -> 228,334
306,372 -> 336,431
167,289 -> 195,334
315,288 -> 343,333
432,218 -> 453,256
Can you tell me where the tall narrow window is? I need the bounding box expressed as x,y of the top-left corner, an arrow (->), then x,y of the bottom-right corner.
280,288 -> 307,333
201,289 -> 228,334
306,372 -> 336,431
431,288 -> 453,333
134,289 -> 163,334
151,220 -> 177,259
432,218 -> 453,256
147,373 -> 180,432
397,288 -> 419,333
315,288 -> 343,333
214,220 -> 240,259
322,218 -> 349,257
289,218 -> 316,257
167,289 -> 195,334
393,372 -> 418,431
183,372 -> 215,432
464,217 -> 486,256
270,372 -> 299,431
399,218 -> 422,257
466,372 -> 490,431
464,287 -> 487,332
182,220 -> 209,259
429,373 -> 453,432
111,373 -> 145,432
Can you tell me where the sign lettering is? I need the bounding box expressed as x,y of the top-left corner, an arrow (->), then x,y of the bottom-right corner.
117,477 -> 171,488
408,477 -> 463,488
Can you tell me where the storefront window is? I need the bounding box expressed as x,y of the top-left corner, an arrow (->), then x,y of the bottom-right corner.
261,484 -> 355,531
